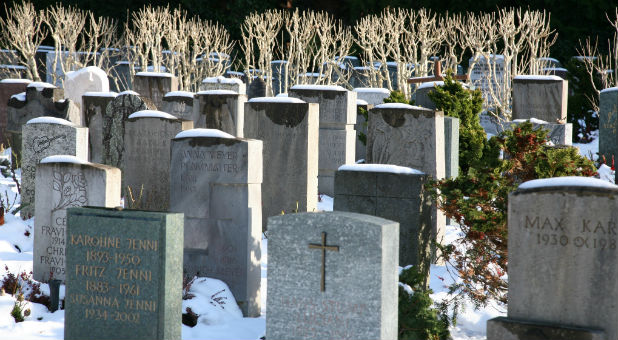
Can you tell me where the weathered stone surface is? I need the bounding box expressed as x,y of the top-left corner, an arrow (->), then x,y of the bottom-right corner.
193,91 -> 246,136
65,207 -> 183,340
133,73 -> 178,109
412,81 -> 443,110
200,76 -> 246,94
266,211 -> 399,340
355,101 -> 371,162
161,91 -> 194,121
33,158 -> 121,282
83,92 -> 118,164
599,87 -> 618,164
0,79 -> 30,143
444,116 -> 459,179
487,317 -> 605,340
170,132 -> 262,316
21,119 -> 88,219
512,75 -> 568,123
64,66 -> 110,114
243,99 -> 318,228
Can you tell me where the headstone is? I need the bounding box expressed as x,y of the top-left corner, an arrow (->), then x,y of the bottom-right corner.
542,67 -> 568,80
0,65 -> 27,79
244,97 -> 319,227
64,66 -> 110,114
193,90 -> 246,136
355,99 -> 371,162
247,78 -> 266,99
170,129 -> 262,316
511,75 -> 568,123
334,165 -> 431,273
487,177 -> 618,340
353,87 -> 390,106
444,116 -> 459,179
289,85 -> 356,196
161,91 -> 194,121
21,117 -> 88,219
123,110 -> 192,211
33,156 -> 121,282
0,79 -> 30,143
65,207 -> 183,340
599,87 -> 618,165
200,76 -> 246,94
469,54 -> 506,107
266,211 -> 399,340
507,119 -> 572,146
412,81 -> 443,110
109,61 -> 132,92
83,92 -> 118,164
132,72 -> 178,109
271,60 -> 288,95
350,66 -> 376,88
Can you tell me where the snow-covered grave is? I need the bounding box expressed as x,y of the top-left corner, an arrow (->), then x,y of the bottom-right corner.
133,71 -> 179,109
194,90 -> 246,136
161,90 -> 195,121
200,76 -> 245,94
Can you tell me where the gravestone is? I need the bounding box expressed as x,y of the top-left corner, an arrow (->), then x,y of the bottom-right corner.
193,90 -> 247,136
33,156 -> 121,282
444,116 -> 459,179
334,165 -> 431,274
271,60 -> 288,95
0,79 -> 30,143
487,177 -> 618,340
413,81 -> 443,109
542,67 -> 569,80
0,65 -> 27,79
469,54 -> 506,107
170,129 -> 262,316
161,91 -> 194,121
507,119 -> 572,146
511,75 -> 568,123
266,211 -> 398,340
350,66 -> 376,89
201,76 -> 246,94
132,72 -> 178,109
244,97 -> 318,227
64,66 -> 110,115
353,87 -> 390,106
65,207 -> 183,340
247,78 -> 266,99
355,99 -> 371,161
21,117 -> 88,219
289,85 -> 356,196
109,61 -> 132,92
83,92 -> 118,164
599,87 -> 618,164
123,111 -> 192,211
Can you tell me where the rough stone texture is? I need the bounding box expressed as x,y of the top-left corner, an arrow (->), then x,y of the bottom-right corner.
333,169 -> 431,269
193,92 -> 246,136
500,184 -> 618,340
33,161 -> 121,282
289,87 -> 356,196
0,79 -> 30,143
355,102 -> 371,162
65,207 -> 183,340
170,135 -> 262,316
247,79 -> 266,99
200,78 -> 246,94
161,93 -> 194,121
266,212 -> 399,340
123,115 -> 192,211
512,77 -> 568,123
64,66 -> 110,114
599,88 -> 618,164
444,117 -> 459,179
412,83 -> 439,110
353,88 -> 390,106
21,121 -> 88,219
83,93 -> 117,164
487,317 -> 605,340
133,74 -> 178,110
469,55 -> 506,107
243,100 -> 318,228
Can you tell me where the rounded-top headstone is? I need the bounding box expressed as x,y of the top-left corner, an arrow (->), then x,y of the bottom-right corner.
64,66 -> 109,110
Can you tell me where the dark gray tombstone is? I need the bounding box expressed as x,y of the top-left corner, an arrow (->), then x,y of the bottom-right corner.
193,90 -> 246,136
0,79 -> 30,143
133,72 -> 179,110
599,87 -> 618,165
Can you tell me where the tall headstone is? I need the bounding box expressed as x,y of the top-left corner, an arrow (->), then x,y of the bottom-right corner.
64,66 -> 110,115
266,212 -> 399,340
123,110 -> 192,211
0,79 -> 30,143
65,207 -> 183,340
200,76 -> 246,94
170,129 -> 262,316
161,91 -> 194,121
511,75 -> 568,123
21,117 -> 88,219
469,54 -> 506,107
599,87 -> 618,165
132,72 -> 178,109
271,60 -> 288,95
487,177 -> 618,340
83,92 -> 118,164
353,87 -> 390,106
289,85 -> 356,196
33,156 -> 121,282
244,97 -> 319,227
193,90 -> 246,136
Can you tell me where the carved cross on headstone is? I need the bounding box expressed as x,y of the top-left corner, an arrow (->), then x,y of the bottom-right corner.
407,59 -> 469,84
308,232 -> 339,292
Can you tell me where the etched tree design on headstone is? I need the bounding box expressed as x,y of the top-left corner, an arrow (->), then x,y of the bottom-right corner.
52,170 -> 87,212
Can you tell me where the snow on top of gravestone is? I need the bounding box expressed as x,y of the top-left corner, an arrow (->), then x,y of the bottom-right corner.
248,97 -> 305,104
338,164 -> 425,175
290,84 -> 345,91
26,116 -> 75,126
27,82 -> 56,90
417,81 -> 445,90
271,60 -> 288,64
276,93 -> 288,97
542,67 -> 567,72
10,92 -> 26,101
40,155 -> 89,165
374,103 -> 423,110
353,87 -> 391,94
135,71 -> 174,77
65,66 -> 107,81
175,128 -> 235,139
513,75 -> 563,81
0,78 -> 31,84
519,176 -> 618,190
196,90 -> 237,95
539,57 -> 560,63
164,91 -> 195,98
202,76 -> 243,85
601,87 -> 618,94
83,91 -> 118,97
128,110 -> 178,120
356,99 -> 368,106
118,90 -> 140,96
512,118 -> 549,124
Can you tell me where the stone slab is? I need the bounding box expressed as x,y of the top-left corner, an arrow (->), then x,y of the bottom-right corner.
193,93 -> 246,136
0,80 -> 30,143
133,74 -> 178,110
83,93 -> 117,164
599,88 -> 618,164
512,77 -> 568,123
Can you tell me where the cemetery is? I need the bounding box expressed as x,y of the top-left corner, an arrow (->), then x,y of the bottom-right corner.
0,1 -> 616,340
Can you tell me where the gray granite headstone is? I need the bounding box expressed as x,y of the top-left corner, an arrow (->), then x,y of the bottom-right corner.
487,177 -> 618,340
506,119 -> 572,145
271,60 -> 288,95
247,78 -> 266,99
21,118 -> 88,219
132,72 -> 178,110
193,90 -> 246,136
266,211 -> 398,340
412,81 -> 443,110
65,207 -> 183,340
0,79 -> 30,143
200,76 -> 246,94
444,116 -> 459,179
123,110 -> 192,211
170,130 -> 262,316
353,87 -> 390,106
160,91 -> 194,121
83,92 -> 118,164
599,87 -> 618,164
33,157 -> 121,282
511,75 -> 568,123
243,97 -> 318,228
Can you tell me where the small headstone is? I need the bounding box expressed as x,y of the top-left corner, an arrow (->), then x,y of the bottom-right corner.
123,110 -> 192,211
469,54 -> 506,107
542,67 -> 569,80
170,129 -> 262,316
33,156 -> 121,282
246,78 -> 266,99
64,66 -> 110,115
83,92 -> 118,163
0,79 -> 30,143
161,91 -> 194,121
65,207 -> 183,340
512,75 -> 568,123
487,177 -> 618,340
132,72 -> 178,109
21,117 -> 88,219
193,90 -> 246,136
266,211 -> 399,340
412,81 -> 443,110
353,87 -> 390,106
599,87 -> 618,164
109,61 -> 132,92
244,97 -> 319,227
200,76 -> 246,94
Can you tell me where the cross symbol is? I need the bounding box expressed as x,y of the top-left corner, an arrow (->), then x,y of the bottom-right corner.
407,58 -> 469,84
308,232 -> 339,292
